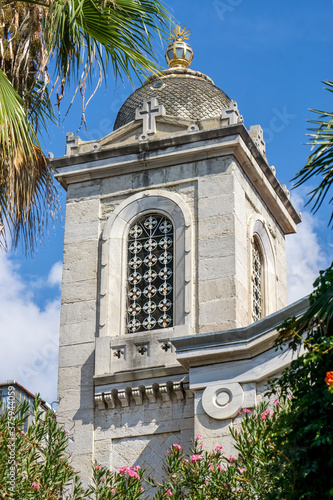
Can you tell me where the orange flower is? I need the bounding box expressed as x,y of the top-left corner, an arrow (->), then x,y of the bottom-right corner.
325,371 -> 333,387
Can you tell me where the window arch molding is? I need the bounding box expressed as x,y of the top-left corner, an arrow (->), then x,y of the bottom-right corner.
248,215 -> 277,319
99,190 -> 192,337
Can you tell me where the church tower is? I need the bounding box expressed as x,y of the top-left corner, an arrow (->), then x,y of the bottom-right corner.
54,27 -> 303,484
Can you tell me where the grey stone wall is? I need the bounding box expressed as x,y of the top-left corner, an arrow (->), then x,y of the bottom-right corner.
94,395 -> 194,494
57,189 -> 100,480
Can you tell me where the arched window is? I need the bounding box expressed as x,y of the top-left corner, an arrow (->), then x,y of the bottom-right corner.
126,213 -> 174,333
248,215 -> 277,321
252,238 -> 263,322
99,189 -> 192,339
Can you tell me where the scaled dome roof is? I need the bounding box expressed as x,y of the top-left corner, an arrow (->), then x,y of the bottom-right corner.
113,68 -> 232,131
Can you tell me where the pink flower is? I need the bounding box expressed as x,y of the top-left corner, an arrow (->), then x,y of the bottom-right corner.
32,482 -> 41,490
243,408 -> 251,414
191,454 -> 202,462
141,487 -> 145,492
172,474 -> 177,478
96,465 -> 102,470
218,465 -> 227,471
215,445 -> 223,451
239,467 -> 246,473
65,429 -> 70,434
261,409 -> 273,421
227,456 -> 236,462
118,466 -> 129,474
274,399 -> 279,405
127,469 -> 140,479
166,489 -> 173,497
117,466 -> 140,479
172,443 -> 181,450
197,434 -> 202,439
208,463 -> 214,472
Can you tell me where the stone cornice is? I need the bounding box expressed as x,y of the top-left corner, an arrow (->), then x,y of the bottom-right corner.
94,379 -> 192,410
53,124 -> 301,234
93,364 -> 187,387
172,297 -> 309,369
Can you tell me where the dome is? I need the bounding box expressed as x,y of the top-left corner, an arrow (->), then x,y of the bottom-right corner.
113,68 -> 232,131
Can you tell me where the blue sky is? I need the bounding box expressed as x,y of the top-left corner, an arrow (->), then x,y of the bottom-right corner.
0,0 -> 332,403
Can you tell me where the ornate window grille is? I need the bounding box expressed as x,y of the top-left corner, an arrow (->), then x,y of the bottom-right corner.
252,239 -> 263,322
126,213 -> 174,333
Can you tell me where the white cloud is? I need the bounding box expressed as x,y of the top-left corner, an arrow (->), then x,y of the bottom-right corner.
48,261 -> 63,287
286,192 -> 329,304
0,253 -> 60,404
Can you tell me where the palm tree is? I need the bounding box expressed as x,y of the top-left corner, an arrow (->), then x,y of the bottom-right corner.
277,81 -> 333,347
0,0 -> 171,252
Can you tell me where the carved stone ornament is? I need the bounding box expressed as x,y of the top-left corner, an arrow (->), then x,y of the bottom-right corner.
135,97 -> 166,139
202,383 -> 244,420
220,100 -> 243,126
94,381 -> 191,410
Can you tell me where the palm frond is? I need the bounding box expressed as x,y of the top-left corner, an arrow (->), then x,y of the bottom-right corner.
276,263 -> 333,348
0,0 -> 172,251
44,0 -> 171,126
291,81 -> 333,226
28,81 -> 58,137
0,69 -> 59,252
46,0 -> 170,83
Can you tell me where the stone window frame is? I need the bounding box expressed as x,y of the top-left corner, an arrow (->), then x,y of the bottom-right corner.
248,215 -> 277,320
99,189 -> 192,338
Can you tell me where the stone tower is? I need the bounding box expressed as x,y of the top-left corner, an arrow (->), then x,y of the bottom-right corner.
54,27 -> 304,485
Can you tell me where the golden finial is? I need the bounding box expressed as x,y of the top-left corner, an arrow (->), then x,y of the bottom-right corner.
168,25 -> 191,42
165,25 -> 193,69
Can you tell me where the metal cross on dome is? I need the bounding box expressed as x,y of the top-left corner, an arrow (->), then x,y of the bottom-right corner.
135,97 -> 166,139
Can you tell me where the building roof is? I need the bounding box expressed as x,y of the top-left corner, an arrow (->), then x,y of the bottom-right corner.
114,68 -> 232,130
0,380 -> 48,407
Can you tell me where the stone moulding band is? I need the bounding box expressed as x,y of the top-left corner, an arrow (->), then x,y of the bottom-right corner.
94,381 -> 192,410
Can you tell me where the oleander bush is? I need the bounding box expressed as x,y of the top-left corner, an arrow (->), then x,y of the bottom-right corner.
0,397 -> 292,499
0,398 -> 88,499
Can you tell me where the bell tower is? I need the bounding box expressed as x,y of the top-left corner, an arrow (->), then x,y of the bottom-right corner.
54,27 -> 302,484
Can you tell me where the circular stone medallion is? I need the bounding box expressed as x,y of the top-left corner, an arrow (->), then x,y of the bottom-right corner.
202,383 -> 244,420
